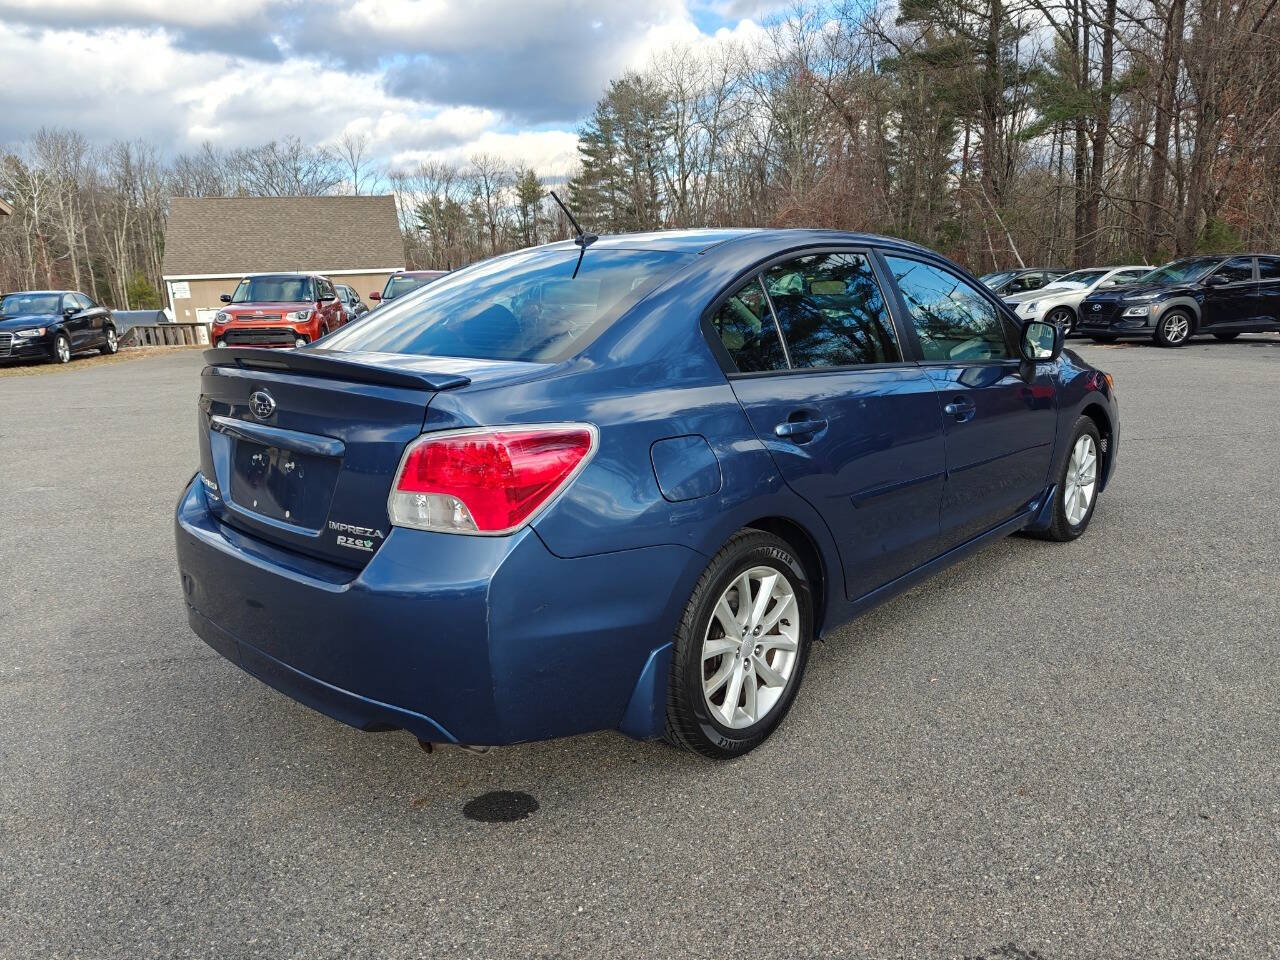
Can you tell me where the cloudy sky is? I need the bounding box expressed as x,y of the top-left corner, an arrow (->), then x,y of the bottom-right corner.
0,0 -> 776,177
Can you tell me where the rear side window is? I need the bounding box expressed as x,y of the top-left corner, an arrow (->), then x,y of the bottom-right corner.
762,252 -> 901,367
1259,258 -> 1280,281
885,256 -> 1013,362
321,248 -> 690,362
709,277 -> 787,372
1215,257 -> 1254,283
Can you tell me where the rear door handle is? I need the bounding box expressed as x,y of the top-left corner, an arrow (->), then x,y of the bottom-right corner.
775,418 -> 828,439
944,398 -> 976,422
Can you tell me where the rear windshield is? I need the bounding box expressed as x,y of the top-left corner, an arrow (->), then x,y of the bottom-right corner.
1,293 -> 61,316
321,247 -> 690,362
231,276 -> 315,303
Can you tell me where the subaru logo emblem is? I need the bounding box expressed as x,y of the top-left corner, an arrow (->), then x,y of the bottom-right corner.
1092,303 -> 1101,311
249,390 -> 276,420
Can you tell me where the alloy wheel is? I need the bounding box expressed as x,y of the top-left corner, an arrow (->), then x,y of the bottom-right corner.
56,337 -> 70,363
1162,314 -> 1190,344
1063,434 -> 1098,526
105,328 -> 117,352
701,565 -> 800,729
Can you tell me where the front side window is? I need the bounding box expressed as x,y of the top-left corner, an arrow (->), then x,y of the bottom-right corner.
1214,257 -> 1255,284
709,277 -> 787,373
321,248 -> 689,362
383,275 -> 431,300
1006,273 -> 1044,293
762,252 -> 901,367
231,275 -> 316,303
885,256 -> 1013,363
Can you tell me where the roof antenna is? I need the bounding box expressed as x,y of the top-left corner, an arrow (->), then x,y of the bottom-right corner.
548,190 -> 597,278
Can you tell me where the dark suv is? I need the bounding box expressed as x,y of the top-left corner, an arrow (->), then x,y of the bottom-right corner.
1077,255 -> 1280,347
0,289 -> 118,364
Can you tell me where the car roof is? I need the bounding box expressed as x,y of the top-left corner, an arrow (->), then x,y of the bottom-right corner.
540,227 -> 943,257
2,289 -> 73,295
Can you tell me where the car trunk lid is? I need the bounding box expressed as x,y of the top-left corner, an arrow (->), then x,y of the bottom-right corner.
196,347 -> 542,569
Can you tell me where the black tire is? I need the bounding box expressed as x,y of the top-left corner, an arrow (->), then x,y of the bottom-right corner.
1090,335 -> 1118,343
1046,306 -> 1075,336
665,529 -> 814,759
1031,416 -> 1103,542
1153,309 -> 1193,347
1213,332 -> 1239,341
51,333 -> 72,364
99,325 -> 119,355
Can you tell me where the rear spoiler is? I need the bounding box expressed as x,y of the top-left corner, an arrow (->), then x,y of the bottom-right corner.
202,348 -> 472,391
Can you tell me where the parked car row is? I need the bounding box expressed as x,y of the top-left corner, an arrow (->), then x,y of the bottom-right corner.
983,254 -> 1280,347
0,267 -> 453,365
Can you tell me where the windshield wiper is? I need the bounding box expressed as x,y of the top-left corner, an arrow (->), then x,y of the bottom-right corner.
548,190 -> 597,279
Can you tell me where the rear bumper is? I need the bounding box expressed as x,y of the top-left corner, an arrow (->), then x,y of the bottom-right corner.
175,477 -> 702,745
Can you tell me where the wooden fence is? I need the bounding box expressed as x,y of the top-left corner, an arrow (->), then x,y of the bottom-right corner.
122,323 -> 209,348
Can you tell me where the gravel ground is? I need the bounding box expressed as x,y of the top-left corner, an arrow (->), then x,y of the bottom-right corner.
1,337 -> 1277,960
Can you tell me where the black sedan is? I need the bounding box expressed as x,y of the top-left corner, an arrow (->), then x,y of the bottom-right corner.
1078,255 -> 1280,347
0,290 -> 118,364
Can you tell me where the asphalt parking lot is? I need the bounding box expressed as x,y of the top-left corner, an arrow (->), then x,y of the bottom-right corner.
2,338 -> 1278,960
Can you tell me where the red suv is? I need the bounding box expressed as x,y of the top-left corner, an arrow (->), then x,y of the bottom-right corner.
213,273 -> 346,348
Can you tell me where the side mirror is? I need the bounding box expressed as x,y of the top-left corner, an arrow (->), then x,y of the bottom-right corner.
1020,319 -> 1062,362
219,293 -> 232,303
1204,273 -> 1229,287
64,306 -> 78,317
369,291 -> 381,301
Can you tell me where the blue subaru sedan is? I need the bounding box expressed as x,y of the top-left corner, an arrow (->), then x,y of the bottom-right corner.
175,230 -> 1118,758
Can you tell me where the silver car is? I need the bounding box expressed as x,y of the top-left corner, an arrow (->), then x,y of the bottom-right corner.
1005,266 -> 1152,334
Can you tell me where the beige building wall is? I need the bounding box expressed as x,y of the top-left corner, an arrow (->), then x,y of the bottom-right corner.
166,270 -> 399,324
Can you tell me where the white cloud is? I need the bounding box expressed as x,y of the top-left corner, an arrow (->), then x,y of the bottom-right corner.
390,129 -> 582,178
0,0 -> 275,28
0,2 -> 771,179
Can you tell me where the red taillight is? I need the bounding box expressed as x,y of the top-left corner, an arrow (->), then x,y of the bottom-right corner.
388,425 -> 596,534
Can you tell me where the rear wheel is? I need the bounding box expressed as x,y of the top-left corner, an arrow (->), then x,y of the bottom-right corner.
665,530 -> 813,759
100,325 -> 118,355
1031,416 -> 1102,542
1213,332 -> 1239,341
51,333 -> 71,364
1153,310 -> 1193,347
